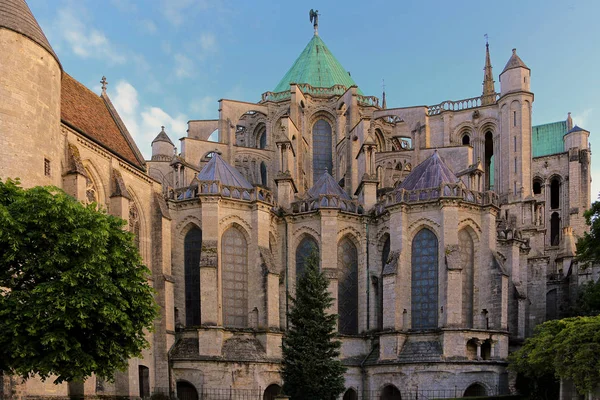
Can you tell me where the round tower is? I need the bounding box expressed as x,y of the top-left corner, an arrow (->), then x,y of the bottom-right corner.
151,126 -> 175,161
0,0 -> 63,187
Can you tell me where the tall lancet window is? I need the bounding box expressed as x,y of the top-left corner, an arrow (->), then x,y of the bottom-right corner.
296,236 -> 318,285
459,229 -> 474,328
312,119 -> 333,183
411,228 -> 438,329
129,202 -> 140,250
221,226 -> 248,328
338,237 -> 358,335
378,235 -> 390,330
184,227 -> 202,326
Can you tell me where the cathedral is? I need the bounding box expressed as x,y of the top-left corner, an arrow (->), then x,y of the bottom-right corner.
0,1 -> 594,399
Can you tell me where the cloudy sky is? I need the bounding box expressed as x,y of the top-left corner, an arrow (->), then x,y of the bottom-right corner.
28,0 -> 600,199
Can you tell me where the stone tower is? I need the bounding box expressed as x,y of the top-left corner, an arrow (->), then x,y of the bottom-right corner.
0,0 -> 63,187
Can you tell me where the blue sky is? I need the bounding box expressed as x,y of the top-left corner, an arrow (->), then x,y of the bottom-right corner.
29,0 -> 600,199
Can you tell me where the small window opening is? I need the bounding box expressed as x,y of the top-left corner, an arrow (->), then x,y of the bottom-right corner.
533,180 -> 542,195
513,136 -> 517,151
513,111 -> 517,127
462,135 -> 470,145
550,212 -> 560,246
550,178 -> 560,209
44,158 -> 51,176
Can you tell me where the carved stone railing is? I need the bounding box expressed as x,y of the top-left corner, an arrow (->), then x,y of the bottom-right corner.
357,95 -> 380,107
427,93 -> 500,116
261,84 -> 379,104
373,183 -> 498,215
291,194 -> 364,214
170,181 -> 274,204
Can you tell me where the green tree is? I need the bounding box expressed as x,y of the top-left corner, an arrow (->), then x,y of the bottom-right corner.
576,200 -> 600,265
509,316 -> 600,397
0,179 -> 158,384
281,251 -> 346,400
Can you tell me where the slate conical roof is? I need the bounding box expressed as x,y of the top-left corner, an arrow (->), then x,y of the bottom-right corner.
305,171 -> 351,200
197,153 -> 253,189
152,126 -> 174,145
567,125 -> 588,134
0,0 -> 60,65
273,34 -> 360,93
398,151 -> 460,191
501,48 -> 529,73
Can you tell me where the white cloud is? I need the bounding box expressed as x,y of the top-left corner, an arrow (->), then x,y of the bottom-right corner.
174,54 -> 195,78
571,109 -> 593,129
137,19 -> 157,34
190,96 -> 217,119
56,8 -> 126,65
161,0 -> 210,26
109,80 -> 188,158
200,33 -> 217,51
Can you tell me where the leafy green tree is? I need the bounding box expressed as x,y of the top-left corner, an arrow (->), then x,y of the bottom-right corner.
281,251 -> 346,400
576,200 -> 600,265
0,179 -> 158,384
509,316 -> 600,396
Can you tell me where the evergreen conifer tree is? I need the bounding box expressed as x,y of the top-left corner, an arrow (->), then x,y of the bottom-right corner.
281,251 -> 346,400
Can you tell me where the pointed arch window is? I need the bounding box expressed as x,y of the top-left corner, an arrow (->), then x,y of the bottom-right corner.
378,235 -> 390,330
256,124 -> 267,149
411,228 -> 438,330
296,237 -> 318,285
312,119 -> 333,183
459,229 -> 474,328
129,202 -> 140,249
84,171 -> 98,205
184,227 -> 202,326
260,161 -> 268,186
221,226 -> 248,327
338,237 -> 358,335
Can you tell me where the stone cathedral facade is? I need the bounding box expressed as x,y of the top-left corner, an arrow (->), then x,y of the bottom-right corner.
0,1 -> 594,399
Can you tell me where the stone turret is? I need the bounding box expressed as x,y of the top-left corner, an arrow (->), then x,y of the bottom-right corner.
0,0 -> 63,187
151,126 -> 175,161
499,48 -> 530,95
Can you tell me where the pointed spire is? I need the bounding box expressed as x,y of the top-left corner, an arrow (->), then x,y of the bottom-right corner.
382,79 -> 387,109
482,34 -> 495,105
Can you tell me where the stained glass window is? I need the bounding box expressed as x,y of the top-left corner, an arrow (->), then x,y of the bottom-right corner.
459,229 -> 474,328
129,202 -> 140,249
222,227 -> 248,328
312,119 -> 333,183
411,228 -> 438,330
338,237 -> 358,334
296,236 -> 318,285
184,227 -> 202,326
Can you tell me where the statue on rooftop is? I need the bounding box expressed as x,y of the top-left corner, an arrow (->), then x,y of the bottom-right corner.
309,9 -> 319,35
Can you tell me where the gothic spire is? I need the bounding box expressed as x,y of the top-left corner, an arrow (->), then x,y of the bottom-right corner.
482,35 -> 495,105
382,79 -> 387,109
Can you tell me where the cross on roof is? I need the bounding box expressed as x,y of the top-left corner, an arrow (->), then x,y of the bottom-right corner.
100,76 -> 108,92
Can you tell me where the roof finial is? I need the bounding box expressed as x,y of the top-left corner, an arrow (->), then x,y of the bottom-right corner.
382,79 -> 387,109
484,33 -> 489,46
161,125 -> 165,132
309,9 -> 319,36
100,76 -> 108,93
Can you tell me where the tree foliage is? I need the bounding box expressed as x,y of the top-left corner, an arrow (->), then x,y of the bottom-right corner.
576,200 -> 600,265
0,180 -> 158,383
281,251 -> 346,400
509,316 -> 600,395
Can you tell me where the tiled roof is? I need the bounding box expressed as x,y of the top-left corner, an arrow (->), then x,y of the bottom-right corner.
197,153 -> 253,189
61,73 -> 145,170
398,151 -> 459,191
273,34 -> 361,93
567,125 -> 588,134
0,0 -> 60,66
501,48 -> 529,73
305,171 -> 351,200
532,120 -> 567,157
152,126 -> 174,145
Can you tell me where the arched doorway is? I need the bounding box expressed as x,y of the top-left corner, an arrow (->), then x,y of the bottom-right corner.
177,381 -> 198,400
138,365 -> 150,398
381,384 -> 401,400
263,384 -> 281,400
344,388 -> 358,400
464,383 -> 487,397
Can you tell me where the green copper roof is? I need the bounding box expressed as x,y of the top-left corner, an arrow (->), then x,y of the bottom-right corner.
532,121 -> 567,157
273,34 -> 361,93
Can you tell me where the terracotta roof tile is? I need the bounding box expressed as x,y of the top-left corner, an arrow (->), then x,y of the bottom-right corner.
60,73 -> 145,170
